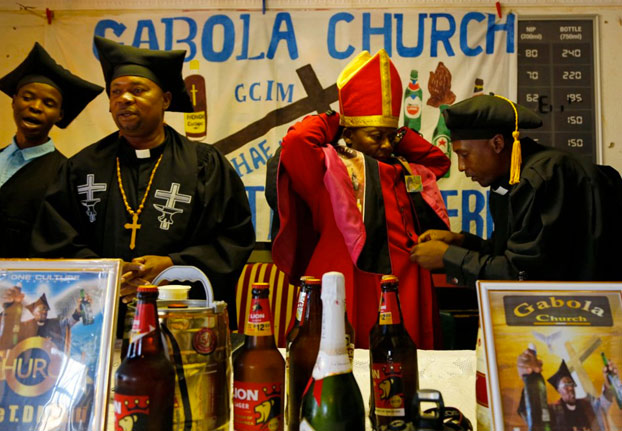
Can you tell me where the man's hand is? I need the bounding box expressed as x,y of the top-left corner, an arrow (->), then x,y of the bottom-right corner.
119,255 -> 173,303
410,240 -> 449,270
1,286 -> 25,306
517,349 -> 543,377
418,229 -> 465,246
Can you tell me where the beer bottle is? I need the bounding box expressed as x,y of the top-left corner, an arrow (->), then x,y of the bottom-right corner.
369,275 -> 418,430
79,288 -> 94,325
234,282 -> 285,431
300,272 -> 365,430
403,70 -> 423,132
522,344 -> 552,431
473,78 -> 484,96
288,277 -> 322,430
114,285 -> 175,431
184,59 -> 207,140
286,277 -> 313,351
432,104 -> 451,178
601,352 -> 622,408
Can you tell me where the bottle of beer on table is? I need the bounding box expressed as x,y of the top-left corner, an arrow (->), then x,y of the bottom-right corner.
234,282 -> 285,431
114,285 -> 175,431
300,272 -> 365,430
288,277 -> 322,430
369,275 -> 418,430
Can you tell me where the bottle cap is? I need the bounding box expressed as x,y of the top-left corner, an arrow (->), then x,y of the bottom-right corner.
381,274 -> 399,284
137,285 -> 158,293
251,282 -> 270,290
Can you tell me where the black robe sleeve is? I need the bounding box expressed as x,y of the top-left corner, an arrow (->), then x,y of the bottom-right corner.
30,158 -> 100,259
168,143 -> 255,317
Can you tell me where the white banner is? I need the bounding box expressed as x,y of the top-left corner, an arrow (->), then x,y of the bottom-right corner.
0,9 -> 517,242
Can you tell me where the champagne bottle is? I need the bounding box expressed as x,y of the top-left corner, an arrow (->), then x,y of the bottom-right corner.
602,352 -> 622,409
369,275 -> 418,430
522,344 -> 551,431
403,70 -> 423,132
300,272 -> 365,430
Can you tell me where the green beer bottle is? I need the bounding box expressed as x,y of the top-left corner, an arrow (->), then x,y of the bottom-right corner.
300,272 -> 365,430
432,104 -> 452,178
403,70 -> 423,132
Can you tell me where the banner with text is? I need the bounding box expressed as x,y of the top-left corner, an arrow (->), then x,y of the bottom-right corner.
0,9 -> 517,241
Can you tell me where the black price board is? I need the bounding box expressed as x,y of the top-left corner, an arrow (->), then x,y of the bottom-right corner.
518,17 -> 600,163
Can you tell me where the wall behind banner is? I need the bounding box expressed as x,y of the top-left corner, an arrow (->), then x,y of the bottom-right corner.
1,3 -> 622,244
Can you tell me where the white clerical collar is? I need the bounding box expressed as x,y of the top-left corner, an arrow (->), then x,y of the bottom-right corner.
492,185 -> 509,195
135,149 -> 151,159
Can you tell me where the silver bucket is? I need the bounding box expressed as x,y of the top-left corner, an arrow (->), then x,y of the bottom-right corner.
125,266 -> 231,431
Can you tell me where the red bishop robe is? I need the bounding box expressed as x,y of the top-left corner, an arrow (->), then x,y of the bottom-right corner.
273,112 -> 450,349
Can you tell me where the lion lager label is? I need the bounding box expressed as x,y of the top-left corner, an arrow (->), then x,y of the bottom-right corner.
233,381 -> 283,430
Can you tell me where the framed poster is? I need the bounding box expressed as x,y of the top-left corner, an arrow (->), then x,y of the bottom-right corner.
0,259 -> 121,431
477,281 -> 622,431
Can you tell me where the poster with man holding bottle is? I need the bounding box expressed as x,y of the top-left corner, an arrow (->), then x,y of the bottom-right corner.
0,260 -> 120,431
477,281 -> 622,431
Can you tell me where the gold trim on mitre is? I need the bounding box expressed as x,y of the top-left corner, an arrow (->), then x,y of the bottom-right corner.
340,115 -> 399,128
337,49 -> 399,129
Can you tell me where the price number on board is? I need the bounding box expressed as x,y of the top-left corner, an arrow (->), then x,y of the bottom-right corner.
568,138 -> 584,148
567,116 -> 584,125
563,71 -> 582,80
562,48 -> 582,58
566,93 -> 583,103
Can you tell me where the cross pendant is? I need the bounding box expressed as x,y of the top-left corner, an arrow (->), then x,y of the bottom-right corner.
124,213 -> 141,250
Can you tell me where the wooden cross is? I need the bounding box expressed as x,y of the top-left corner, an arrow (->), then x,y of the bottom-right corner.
124,213 -> 141,250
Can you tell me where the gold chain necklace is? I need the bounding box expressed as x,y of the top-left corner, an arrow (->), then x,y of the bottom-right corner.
116,154 -> 163,250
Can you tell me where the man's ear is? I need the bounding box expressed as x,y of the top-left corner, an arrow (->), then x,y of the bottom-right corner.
56,109 -> 64,125
162,91 -> 172,111
342,128 -> 353,146
490,133 -> 506,154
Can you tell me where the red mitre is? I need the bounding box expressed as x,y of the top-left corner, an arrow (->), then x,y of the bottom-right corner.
337,49 -> 402,128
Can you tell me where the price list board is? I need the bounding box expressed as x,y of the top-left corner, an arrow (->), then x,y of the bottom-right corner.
518,17 -> 600,163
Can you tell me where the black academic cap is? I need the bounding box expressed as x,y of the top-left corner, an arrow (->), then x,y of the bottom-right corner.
442,94 -> 542,141
547,360 -> 576,392
93,36 -> 193,113
0,42 -> 104,128
26,293 -> 50,313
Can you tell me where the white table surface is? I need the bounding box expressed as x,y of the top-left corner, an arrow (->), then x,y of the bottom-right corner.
107,348 -> 476,431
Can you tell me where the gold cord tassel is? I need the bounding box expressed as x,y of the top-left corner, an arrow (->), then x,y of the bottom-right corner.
509,130 -> 521,185
494,94 -> 521,185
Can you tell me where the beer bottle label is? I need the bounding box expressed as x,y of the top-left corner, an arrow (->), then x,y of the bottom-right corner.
295,290 -> 308,322
245,297 -> 273,336
114,393 -> 150,430
371,363 -> 406,416
130,302 -> 156,344
379,291 -> 402,325
233,380 -> 283,430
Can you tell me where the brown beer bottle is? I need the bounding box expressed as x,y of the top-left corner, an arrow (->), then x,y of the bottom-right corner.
369,275 -> 418,430
287,277 -> 322,430
114,285 -> 175,431
234,282 -> 285,431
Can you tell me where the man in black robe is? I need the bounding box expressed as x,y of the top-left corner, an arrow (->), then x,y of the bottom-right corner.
31,37 -> 255,329
410,94 -> 622,284
517,353 -> 617,431
0,43 -> 103,257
